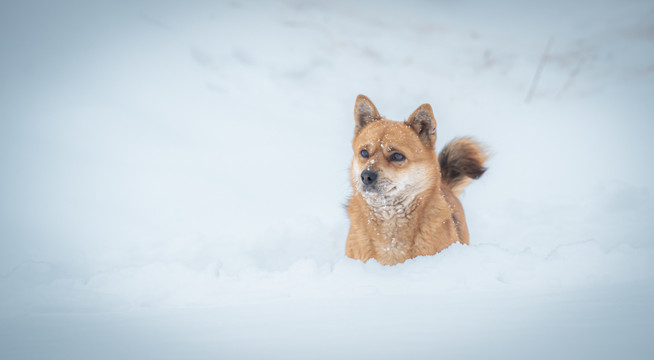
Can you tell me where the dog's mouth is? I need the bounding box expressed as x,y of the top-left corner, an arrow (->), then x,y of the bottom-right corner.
361,182 -> 397,195
360,183 -> 409,210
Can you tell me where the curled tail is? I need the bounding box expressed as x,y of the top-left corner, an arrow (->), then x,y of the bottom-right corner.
438,137 -> 488,196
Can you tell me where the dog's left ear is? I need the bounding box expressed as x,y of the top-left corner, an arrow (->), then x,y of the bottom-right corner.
406,104 -> 437,148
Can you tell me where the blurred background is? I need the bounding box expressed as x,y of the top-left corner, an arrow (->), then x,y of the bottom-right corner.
1,0 -> 653,359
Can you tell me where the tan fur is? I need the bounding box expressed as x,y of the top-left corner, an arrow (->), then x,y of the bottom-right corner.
346,95 -> 487,265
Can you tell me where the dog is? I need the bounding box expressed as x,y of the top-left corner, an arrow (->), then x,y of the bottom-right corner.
346,95 -> 488,265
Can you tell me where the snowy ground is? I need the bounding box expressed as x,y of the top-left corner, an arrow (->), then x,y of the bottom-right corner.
1,0 -> 654,359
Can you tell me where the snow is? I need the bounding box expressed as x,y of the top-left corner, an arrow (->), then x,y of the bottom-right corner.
1,0 -> 654,358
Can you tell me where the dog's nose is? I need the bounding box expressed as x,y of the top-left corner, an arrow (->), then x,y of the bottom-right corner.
361,170 -> 378,186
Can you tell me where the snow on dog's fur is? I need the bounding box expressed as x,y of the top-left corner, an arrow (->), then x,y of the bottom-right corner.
346,95 -> 488,265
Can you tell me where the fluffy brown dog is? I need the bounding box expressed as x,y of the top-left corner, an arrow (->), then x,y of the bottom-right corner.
346,95 -> 488,265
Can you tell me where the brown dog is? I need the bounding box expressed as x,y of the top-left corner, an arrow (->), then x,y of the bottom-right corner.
346,95 -> 487,265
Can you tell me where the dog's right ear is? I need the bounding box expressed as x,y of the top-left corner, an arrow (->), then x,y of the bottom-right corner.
354,95 -> 381,135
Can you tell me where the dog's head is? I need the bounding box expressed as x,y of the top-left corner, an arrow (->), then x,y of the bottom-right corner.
350,95 -> 440,206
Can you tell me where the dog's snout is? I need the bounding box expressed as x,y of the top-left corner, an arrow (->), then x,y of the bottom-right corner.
361,170 -> 378,186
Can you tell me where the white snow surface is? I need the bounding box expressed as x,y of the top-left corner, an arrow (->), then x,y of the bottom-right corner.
1,0 -> 654,359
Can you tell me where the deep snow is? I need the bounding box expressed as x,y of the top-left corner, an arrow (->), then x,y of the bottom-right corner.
1,0 -> 654,359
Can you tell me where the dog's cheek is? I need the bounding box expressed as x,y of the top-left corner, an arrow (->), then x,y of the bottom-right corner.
396,164 -> 430,193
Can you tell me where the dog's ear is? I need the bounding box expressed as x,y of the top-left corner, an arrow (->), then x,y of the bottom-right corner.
354,95 -> 381,135
406,103 -> 436,148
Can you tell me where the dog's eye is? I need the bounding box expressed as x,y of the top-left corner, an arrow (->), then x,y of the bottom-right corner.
389,153 -> 406,162
360,149 -> 369,158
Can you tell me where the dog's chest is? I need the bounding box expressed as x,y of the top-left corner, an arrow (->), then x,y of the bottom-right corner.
366,208 -> 417,265
371,203 -> 409,221
373,235 -> 413,265
360,192 -> 425,264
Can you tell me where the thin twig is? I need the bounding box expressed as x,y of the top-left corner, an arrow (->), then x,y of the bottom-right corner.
525,36 -> 554,103
557,57 -> 585,100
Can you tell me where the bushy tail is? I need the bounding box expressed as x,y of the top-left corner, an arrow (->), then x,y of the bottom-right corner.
438,137 -> 488,196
